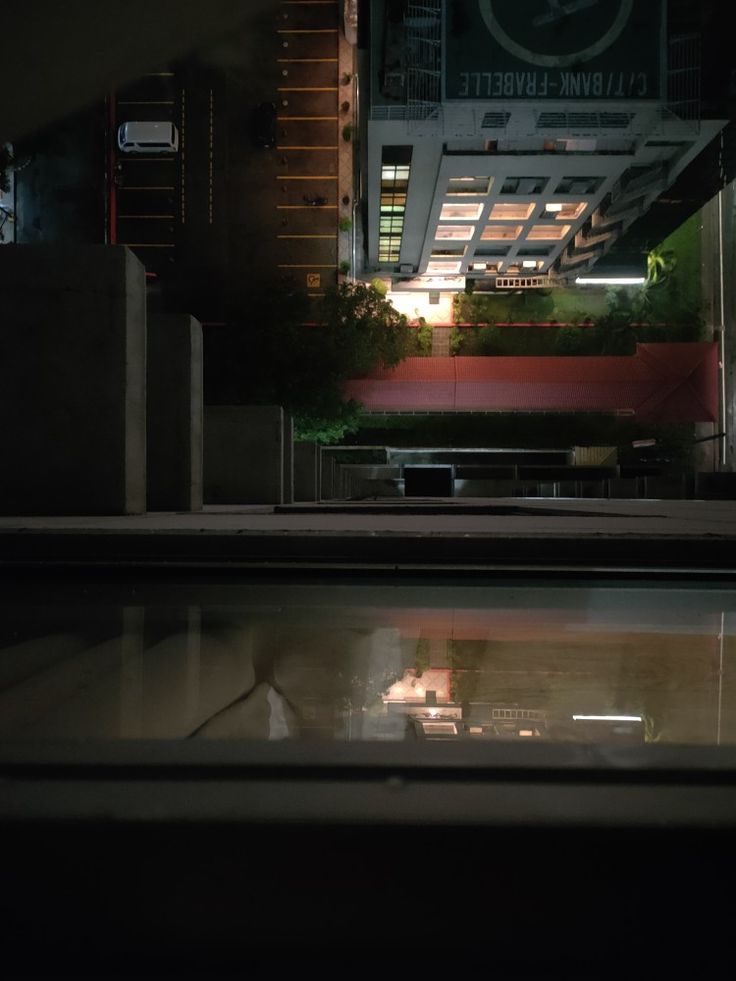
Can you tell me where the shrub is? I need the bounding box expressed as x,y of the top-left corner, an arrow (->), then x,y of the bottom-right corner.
449,327 -> 464,355
554,326 -> 584,355
338,260 -> 351,275
414,321 -> 433,355
342,123 -> 353,142
370,277 -> 388,296
338,216 -> 352,232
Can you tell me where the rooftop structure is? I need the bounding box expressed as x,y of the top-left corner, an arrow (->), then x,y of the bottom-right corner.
365,0 -> 726,291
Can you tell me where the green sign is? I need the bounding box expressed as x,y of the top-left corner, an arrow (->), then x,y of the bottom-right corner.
445,0 -> 663,101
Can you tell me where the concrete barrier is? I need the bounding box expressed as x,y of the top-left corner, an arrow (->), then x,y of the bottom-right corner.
147,315 -> 203,511
294,442 -> 320,501
204,405 -> 291,504
0,245 -> 146,514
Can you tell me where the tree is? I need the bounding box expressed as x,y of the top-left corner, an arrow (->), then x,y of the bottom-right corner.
205,280 -> 412,444
0,145 -> 14,193
314,280 -> 411,377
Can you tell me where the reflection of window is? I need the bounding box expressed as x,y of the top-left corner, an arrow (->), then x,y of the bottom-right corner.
501,176 -> 547,194
446,176 -> 492,196
378,147 -> 412,263
435,224 -> 475,240
526,224 -> 571,240
517,245 -> 553,257
421,722 -> 457,736
440,202 -> 483,220
554,176 -> 602,195
474,246 -> 510,257
481,224 -> 522,240
426,260 -> 462,275
489,202 -> 535,220
544,201 -> 586,220
431,248 -> 465,257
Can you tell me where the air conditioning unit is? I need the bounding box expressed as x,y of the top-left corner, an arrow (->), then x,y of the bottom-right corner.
399,263 -> 415,274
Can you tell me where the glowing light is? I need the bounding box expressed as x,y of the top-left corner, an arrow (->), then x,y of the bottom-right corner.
575,277 -> 645,286
573,714 -> 643,722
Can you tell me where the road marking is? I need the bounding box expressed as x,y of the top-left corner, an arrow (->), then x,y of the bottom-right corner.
278,116 -> 338,121
145,72 -> 176,76
278,234 -> 336,238
277,146 -> 339,150
277,204 -> 336,209
180,87 -> 186,225
118,157 -> 176,161
118,214 -> 175,219
120,186 -> 176,190
120,243 -> 175,247
276,175 -> 337,180
278,263 -> 336,268
208,89 -> 214,224
277,86 -> 338,91
117,100 -> 175,105
277,58 -> 338,62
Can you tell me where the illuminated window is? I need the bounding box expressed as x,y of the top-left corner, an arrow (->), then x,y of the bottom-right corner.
489,202 -> 535,220
481,224 -> 522,240
426,260 -> 462,275
431,248 -> 465,257
435,224 -> 475,241
526,223 -> 571,240
378,147 -> 412,263
544,201 -> 586,220
446,176 -> 492,196
439,202 -> 483,220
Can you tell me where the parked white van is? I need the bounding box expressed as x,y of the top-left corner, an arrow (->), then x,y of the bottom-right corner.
117,121 -> 179,154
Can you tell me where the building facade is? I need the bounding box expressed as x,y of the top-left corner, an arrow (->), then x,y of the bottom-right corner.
364,0 -> 725,290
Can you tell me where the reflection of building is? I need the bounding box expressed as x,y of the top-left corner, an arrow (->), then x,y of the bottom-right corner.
365,0 -> 726,290
409,707 -> 549,741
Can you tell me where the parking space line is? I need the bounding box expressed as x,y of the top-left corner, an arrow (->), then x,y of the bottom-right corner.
117,100 -> 175,105
277,87 -> 338,91
145,72 -> 175,76
278,116 -> 338,121
122,186 -> 175,190
277,29 -> 338,33
277,58 -> 338,62
120,243 -> 175,247
180,88 -> 186,225
118,158 -> 176,162
277,175 -> 337,180
277,205 -> 336,209
208,89 -> 214,224
278,264 -> 336,268
118,214 -> 175,219
277,234 -> 336,239
277,145 -> 338,150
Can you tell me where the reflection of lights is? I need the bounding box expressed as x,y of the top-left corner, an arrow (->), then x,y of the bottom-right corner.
416,686 -> 424,696
519,729 -> 534,736
428,709 -> 438,718
573,714 -> 642,722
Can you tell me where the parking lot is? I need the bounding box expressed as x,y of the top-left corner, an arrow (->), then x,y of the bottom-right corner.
105,0 -> 344,315
111,72 -> 180,276
275,0 -> 340,296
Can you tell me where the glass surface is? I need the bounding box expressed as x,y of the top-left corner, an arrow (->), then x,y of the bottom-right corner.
1,576 -> 735,746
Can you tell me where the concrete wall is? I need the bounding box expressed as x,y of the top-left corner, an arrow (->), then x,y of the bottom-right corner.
147,314 -> 203,511
204,405 -> 289,505
294,442 -> 320,501
0,245 -> 146,515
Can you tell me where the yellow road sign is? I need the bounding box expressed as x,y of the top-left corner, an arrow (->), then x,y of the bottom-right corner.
306,273 -> 321,288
